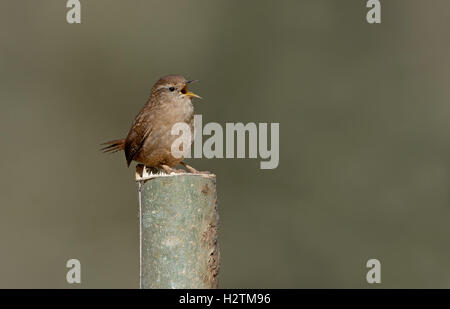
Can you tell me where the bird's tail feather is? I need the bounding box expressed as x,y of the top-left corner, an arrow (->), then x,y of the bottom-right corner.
100,138 -> 125,153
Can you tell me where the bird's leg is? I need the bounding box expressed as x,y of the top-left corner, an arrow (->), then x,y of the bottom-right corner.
180,162 -> 199,173
136,164 -> 160,178
144,166 -> 159,174
160,164 -> 184,174
180,162 -> 211,174
135,164 -> 146,179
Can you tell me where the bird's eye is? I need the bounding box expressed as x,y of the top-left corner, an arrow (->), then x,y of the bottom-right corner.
169,86 -> 175,92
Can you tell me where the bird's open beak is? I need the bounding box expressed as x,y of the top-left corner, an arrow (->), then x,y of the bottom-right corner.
185,91 -> 202,99
182,81 -> 201,99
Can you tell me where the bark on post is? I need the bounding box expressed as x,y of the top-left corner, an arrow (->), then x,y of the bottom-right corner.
136,165 -> 220,289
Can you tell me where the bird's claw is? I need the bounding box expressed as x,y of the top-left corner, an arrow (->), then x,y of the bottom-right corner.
180,162 -> 211,175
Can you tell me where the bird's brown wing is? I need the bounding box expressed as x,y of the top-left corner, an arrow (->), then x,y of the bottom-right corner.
124,109 -> 153,167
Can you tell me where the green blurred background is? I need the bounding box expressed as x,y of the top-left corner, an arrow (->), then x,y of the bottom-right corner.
1,0 -> 450,288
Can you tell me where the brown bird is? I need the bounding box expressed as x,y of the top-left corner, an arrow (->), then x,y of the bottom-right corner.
101,74 -> 203,174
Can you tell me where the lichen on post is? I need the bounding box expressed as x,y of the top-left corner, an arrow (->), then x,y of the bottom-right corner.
136,165 -> 220,289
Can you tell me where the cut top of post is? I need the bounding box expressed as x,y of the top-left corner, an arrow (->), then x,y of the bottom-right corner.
135,165 -> 216,182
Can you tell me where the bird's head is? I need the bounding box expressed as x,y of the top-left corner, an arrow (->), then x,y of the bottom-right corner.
151,75 -> 201,103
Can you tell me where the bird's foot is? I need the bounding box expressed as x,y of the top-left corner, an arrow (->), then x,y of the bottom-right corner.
180,162 -> 211,175
145,166 -> 159,174
136,164 -> 160,178
160,164 -> 185,174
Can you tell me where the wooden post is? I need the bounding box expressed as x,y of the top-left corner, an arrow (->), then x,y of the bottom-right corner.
136,165 -> 220,289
